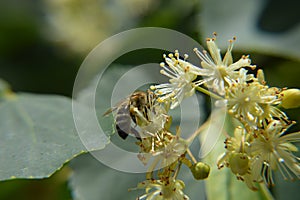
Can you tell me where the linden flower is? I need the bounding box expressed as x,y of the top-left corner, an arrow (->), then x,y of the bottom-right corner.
152,132 -> 188,168
217,127 -> 249,169
193,34 -> 255,95
135,178 -> 189,200
217,126 -> 258,190
250,120 -> 300,186
135,103 -> 171,138
137,129 -> 187,167
136,131 -> 173,165
225,77 -> 284,128
151,50 -> 207,109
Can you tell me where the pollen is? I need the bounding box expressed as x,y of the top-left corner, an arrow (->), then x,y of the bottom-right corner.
244,97 -> 250,102
150,85 -> 156,90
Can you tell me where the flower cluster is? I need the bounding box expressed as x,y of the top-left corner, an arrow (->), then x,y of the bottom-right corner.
107,33 -> 300,199
130,91 -> 212,199
105,89 -> 209,199
150,33 -> 300,191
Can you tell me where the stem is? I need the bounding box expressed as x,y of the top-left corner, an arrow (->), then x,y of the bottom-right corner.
259,183 -> 275,200
180,157 -> 193,168
173,161 -> 182,179
195,86 -> 223,100
187,148 -> 197,164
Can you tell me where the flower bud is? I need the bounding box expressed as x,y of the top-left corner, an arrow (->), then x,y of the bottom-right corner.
228,152 -> 249,175
257,69 -> 266,85
190,162 -> 210,180
280,89 -> 300,109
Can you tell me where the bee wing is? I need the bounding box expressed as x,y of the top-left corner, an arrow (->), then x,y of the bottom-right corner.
102,107 -> 114,116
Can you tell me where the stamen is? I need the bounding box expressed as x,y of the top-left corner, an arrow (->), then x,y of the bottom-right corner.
161,64 -> 178,77
174,50 -> 179,58
250,65 -> 256,70
193,48 -> 215,66
184,54 -> 188,60
160,70 -> 176,79
227,38 -> 235,53
184,66 -> 190,73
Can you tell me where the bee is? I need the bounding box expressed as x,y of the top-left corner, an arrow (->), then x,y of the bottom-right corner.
103,90 -> 155,140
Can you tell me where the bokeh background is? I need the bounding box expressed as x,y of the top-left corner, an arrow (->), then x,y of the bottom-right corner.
0,0 -> 299,199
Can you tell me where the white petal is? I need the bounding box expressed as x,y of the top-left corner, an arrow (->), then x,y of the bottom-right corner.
206,39 -> 222,65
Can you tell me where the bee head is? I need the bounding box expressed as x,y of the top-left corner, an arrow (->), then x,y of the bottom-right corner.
130,91 -> 147,108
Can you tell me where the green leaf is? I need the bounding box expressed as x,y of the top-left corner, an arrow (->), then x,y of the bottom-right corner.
68,153 -> 143,200
0,93 -> 108,181
200,111 -> 266,200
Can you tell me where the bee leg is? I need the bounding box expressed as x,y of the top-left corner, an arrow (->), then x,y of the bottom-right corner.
132,107 -> 149,125
151,137 -> 155,152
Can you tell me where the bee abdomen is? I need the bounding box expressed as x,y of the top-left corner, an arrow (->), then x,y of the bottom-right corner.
116,118 -> 141,141
116,124 -> 129,140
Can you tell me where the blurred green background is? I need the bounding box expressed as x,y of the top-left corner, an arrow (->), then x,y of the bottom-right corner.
0,0 -> 299,199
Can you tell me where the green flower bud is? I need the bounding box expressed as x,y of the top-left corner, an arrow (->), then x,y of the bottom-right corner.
190,162 -> 210,180
280,89 -> 300,109
229,152 -> 249,175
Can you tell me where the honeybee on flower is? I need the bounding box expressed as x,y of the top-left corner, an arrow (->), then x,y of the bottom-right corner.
108,33 -> 300,199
